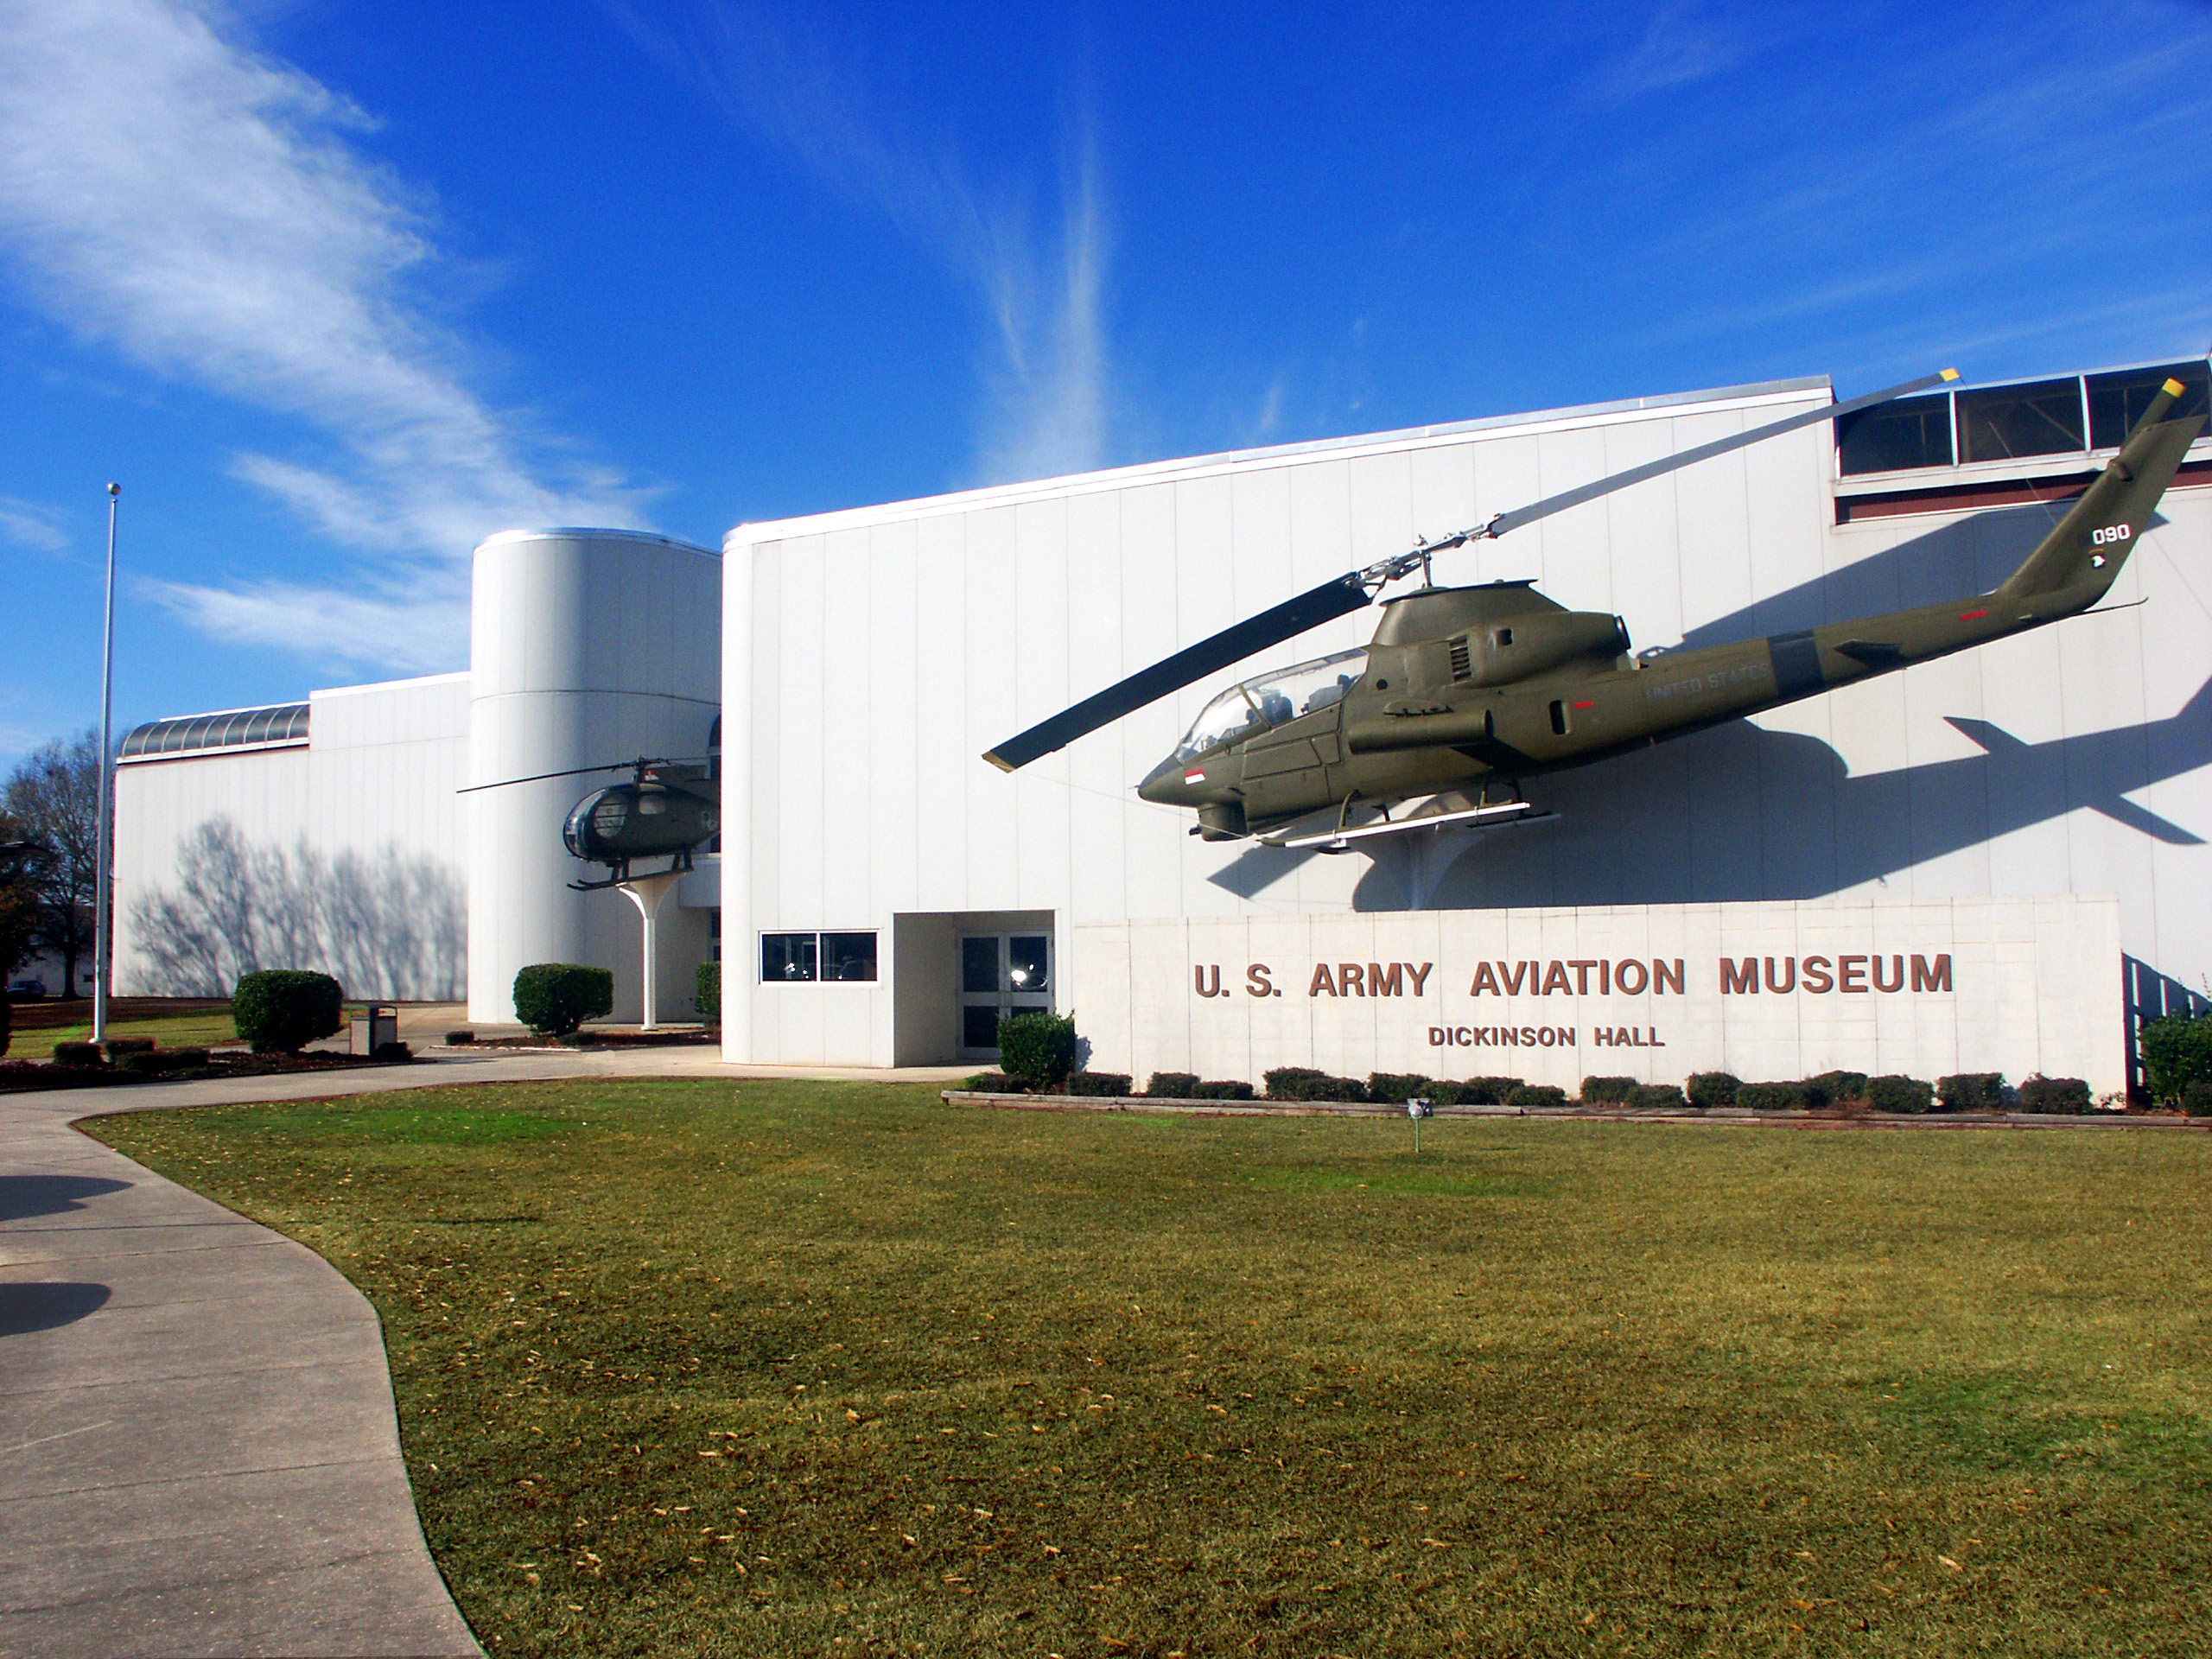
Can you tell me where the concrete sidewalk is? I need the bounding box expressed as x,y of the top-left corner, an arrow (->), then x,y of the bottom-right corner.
0,1047 -> 966,1657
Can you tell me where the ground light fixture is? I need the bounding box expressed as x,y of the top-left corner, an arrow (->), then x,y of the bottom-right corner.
1408,1095 -> 1433,1154
92,481 -> 118,1045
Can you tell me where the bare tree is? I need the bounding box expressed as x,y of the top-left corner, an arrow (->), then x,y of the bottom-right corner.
3,731 -> 99,998
0,810 -> 44,980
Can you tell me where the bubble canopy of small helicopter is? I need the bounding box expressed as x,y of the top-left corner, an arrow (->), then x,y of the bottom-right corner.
562,786 -> 673,860
1173,647 -> 1368,763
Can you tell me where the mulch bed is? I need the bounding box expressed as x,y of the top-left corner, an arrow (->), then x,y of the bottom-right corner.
446,1029 -> 719,1051
0,1051 -> 411,1095
5,996 -> 233,1032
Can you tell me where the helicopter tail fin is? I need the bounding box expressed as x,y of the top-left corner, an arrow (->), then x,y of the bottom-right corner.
1997,379 -> 2203,604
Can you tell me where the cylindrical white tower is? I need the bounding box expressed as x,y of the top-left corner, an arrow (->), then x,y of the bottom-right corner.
467,528 -> 721,1026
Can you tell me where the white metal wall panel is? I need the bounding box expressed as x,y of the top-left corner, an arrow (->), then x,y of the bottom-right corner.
727,378 -> 2212,1070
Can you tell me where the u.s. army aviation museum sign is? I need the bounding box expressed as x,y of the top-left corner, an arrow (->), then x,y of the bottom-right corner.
1073,897 -> 2122,1096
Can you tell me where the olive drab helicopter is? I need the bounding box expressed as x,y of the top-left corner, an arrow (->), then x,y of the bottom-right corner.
460,756 -> 719,890
984,373 -> 2207,849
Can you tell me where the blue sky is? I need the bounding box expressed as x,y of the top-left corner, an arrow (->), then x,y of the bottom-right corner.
3,0 -> 2209,772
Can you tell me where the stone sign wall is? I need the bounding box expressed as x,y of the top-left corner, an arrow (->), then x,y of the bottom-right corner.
1071,897 -> 2123,1096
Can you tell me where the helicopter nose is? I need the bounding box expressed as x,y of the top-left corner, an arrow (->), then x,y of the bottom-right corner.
1138,755 -> 1195,805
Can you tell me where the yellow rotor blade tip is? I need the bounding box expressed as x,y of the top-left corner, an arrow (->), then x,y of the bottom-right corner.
1940,367 -> 1960,382
2164,378 -> 2186,396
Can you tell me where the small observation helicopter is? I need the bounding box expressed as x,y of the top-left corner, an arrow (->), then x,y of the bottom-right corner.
461,756 -> 718,890
984,373 -> 2207,849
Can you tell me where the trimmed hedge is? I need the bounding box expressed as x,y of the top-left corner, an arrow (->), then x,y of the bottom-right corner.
444,1028 -> 474,1046
1807,1070 -> 1869,1107
1580,1075 -> 1637,1104
2017,1076 -> 2091,1115
234,969 -> 344,1054
104,1036 -> 155,1060
1686,1071 -> 1740,1109
997,1011 -> 1077,1087
513,963 -> 613,1036
1625,1083 -> 1688,1110
1145,1071 -> 1200,1098
372,1040 -> 414,1063
1937,1072 -> 2006,1113
1506,1084 -> 1567,1108
695,961 -> 721,1024
53,1040 -> 102,1067
963,1071 -> 1020,1092
1263,1066 -> 1327,1099
1734,1082 -> 1809,1111
1366,1073 -> 1433,1103
1189,1079 -> 1256,1100
1433,1076 -> 1522,1106
1063,1071 -> 1131,1097
1272,1074 -> 1369,1103
1864,1074 -> 1935,1114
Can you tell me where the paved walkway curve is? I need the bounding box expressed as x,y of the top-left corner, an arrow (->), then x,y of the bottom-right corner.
0,1048 -> 966,1658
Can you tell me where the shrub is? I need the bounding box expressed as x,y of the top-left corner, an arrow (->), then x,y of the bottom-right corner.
2017,1075 -> 2091,1115
443,1028 -> 474,1046
1190,1079 -> 1256,1100
1625,1083 -> 1688,1110
1263,1066 -> 1328,1099
512,963 -> 613,1036
1063,1071 -> 1131,1097
1145,1071 -> 1200,1098
233,969 -> 344,1054
1580,1075 -> 1637,1104
695,961 -> 721,1024
1937,1072 -> 2005,1113
1864,1074 -> 1934,1114
1734,1082 -> 1809,1112
1433,1076 -> 1522,1106
104,1036 -> 155,1060
1506,1084 -> 1567,1108
2139,1010 -> 2212,1102
962,1071 -> 1020,1092
2183,1080 -> 2212,1118
1686,1071 -> 1741,1109
1808,1070 -> 1869,1106
372,1040 -> 414,1063
53,1040 -> 104,1067
1274,1074 -> 1367,1103
1367,1072 -> 1433,1103
996,1011 -> 1078,1088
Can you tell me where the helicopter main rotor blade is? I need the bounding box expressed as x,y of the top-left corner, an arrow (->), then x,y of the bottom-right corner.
455,755 -> 713,794
1479,369 -> 1958,542
982,573 -> 1375,772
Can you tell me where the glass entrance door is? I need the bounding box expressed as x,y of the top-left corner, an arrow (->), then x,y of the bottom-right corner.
957,933 -> 1052,1059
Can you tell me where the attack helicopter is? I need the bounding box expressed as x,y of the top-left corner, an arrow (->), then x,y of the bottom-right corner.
984,374 -> 2206,848
460,756 -> 718,890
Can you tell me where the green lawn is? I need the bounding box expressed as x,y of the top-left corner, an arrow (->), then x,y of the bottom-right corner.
20,1006 -> 238,1059
86,1082 -> 2212,1656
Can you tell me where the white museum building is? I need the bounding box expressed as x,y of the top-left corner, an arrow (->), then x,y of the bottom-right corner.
111,359 -> 2212,1095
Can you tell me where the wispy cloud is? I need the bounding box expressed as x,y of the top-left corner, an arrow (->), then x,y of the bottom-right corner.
0,0 -> 652,670
607,1 -> 1113,485
0,496 -> 70,554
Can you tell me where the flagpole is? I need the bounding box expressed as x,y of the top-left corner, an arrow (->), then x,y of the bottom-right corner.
92,481 -> 118,1045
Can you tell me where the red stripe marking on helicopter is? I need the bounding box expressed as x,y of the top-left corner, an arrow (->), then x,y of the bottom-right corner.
1185,769 -> 1205,783
1573,699 -> 1595,709
1959,609 -> 1988,620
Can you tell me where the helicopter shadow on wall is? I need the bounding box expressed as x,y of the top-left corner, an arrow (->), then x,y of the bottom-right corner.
1198,499 -> 2211,910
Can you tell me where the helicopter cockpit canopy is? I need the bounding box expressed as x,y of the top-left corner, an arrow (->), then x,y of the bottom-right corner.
1173,647 -> 1367,762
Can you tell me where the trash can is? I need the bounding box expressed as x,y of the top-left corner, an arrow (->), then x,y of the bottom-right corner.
350,1004 -> 399,1055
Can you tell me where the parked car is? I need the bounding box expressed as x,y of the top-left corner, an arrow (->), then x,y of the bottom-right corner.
8,978 -> 48,1000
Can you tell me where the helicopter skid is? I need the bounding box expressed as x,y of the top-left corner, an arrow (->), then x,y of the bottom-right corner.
1257,798 -> 1554,852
